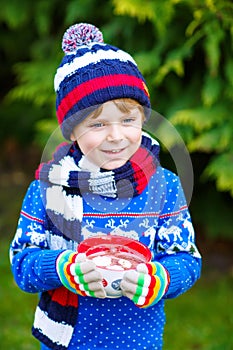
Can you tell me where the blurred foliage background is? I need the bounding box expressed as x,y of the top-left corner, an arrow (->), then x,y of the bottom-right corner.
1,0 -> 233,238
0,0 -> 233,348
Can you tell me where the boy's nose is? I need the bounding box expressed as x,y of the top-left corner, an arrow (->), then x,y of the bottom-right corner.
106,123 -> 123,141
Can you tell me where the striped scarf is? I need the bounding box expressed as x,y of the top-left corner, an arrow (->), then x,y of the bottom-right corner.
36,132 -> 160,243
33,132 -> 159,349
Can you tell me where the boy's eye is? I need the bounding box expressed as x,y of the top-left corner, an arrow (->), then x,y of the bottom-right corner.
89,122 -> 105,128
122,118 -> 136,124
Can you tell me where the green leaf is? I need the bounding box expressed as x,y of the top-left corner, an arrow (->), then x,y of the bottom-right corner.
188,129 -> 220,152
171,106 -> 226,132
203,19 -> 225,76
202,74 -> 222,107
188,122 -> 233,153
7,60 -> 56,106
112,0 -> 156,22
204,152 -> 233,196
155,56 -> 184,85
112,0 -> 175,33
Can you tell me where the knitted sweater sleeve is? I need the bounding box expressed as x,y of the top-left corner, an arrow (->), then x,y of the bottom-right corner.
9,180 -> 63,293
154,170 -> 202,299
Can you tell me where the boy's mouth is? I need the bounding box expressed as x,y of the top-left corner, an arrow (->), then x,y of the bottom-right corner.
102,148 -> 125,154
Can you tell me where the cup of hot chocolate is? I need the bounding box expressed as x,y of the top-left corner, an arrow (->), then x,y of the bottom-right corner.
77,235 -> 152,297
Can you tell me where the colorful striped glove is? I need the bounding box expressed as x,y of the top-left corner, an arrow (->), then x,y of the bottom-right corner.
121,261 -> 170,308
56,250 -> 106,298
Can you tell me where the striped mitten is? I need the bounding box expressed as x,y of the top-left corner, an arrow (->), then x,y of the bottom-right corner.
56,250 -> 106,298
121,261 -> 170,308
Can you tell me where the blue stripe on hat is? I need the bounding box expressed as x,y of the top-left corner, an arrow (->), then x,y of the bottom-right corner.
56,59 -> 144,107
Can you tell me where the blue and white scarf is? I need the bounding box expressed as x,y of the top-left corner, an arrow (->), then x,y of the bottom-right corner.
36,132 -> 160,243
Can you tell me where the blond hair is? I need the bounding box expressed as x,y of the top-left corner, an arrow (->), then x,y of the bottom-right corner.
89,98 -> 145,121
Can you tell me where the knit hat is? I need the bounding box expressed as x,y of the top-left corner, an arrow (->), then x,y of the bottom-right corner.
54,23 -> 151,139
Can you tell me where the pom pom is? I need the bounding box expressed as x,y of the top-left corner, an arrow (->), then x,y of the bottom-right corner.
62,23 -> 104,54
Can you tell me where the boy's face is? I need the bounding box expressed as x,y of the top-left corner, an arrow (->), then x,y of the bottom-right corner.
70,99 -> 144,170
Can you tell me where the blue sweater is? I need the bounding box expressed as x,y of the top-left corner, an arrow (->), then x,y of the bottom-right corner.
10,166 -> 201,350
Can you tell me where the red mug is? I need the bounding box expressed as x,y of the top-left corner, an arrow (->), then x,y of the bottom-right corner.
78,235 -> 152,297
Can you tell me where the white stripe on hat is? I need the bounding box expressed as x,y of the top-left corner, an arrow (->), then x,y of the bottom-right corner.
54,45 -> 137,92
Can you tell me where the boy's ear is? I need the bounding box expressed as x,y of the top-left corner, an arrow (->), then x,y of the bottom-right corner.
70,132 -> 76,142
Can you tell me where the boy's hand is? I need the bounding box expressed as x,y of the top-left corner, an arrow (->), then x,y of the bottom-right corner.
121,261 -> 170,308
56,250 -> 106,298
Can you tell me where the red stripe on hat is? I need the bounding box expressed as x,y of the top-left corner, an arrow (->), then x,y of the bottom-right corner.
57,74 -> 148,125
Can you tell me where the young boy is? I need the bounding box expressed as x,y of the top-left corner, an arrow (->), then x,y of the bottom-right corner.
10,23 -> 201,350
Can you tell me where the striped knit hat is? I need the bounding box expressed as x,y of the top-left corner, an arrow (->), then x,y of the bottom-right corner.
54,23 -> 151,139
